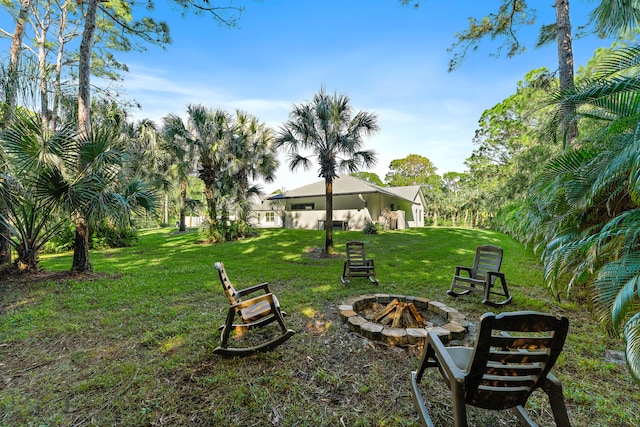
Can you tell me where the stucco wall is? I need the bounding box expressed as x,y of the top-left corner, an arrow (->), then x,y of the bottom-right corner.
285,208 -> 372,230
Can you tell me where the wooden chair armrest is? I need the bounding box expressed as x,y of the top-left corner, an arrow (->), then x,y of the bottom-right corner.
231,292 -> 277,311
235,282 -> 270,298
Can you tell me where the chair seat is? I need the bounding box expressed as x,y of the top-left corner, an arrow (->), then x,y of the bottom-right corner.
447,346 -> 473,371
240,299 -> 272,322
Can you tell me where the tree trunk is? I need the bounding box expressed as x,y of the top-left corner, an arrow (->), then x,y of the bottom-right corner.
179,179 -> 186,232
71,0 -> 98,272
0,231 -> 11,268
52,1 -> 69,130
3,0 -> 30,126
37,10 -> 51,129
78,0 -> 98,141
555,0 -> 578,145
0,0 -> 30,267
324,177 -> 334,254
71,215 -> 92,272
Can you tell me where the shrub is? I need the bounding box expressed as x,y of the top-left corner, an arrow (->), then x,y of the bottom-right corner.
362,221 -> 379,235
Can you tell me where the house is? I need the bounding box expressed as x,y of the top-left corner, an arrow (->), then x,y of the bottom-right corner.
266,175 -> 426,231
249,195 -> 285,228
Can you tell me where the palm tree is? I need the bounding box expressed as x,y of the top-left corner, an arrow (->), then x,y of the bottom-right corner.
164,105 -> 231,241
163,113 -> 201,232
522,45 -> 640,383
224,110 -> 279,236
0,110 -> 77,271
1,109 -> 158,272
277,88 -> 379,254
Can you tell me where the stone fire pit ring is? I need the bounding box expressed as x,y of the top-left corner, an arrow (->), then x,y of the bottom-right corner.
338,293 -> 469,347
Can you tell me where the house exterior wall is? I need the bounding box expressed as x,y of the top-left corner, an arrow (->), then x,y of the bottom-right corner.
283,194 -> 375,230
285,207 -> 372,230
280,192 -> 427,231
250,210 -> 283,228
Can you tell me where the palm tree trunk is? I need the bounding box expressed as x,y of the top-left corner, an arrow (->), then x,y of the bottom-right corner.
71,215 -> 92,272
71,0 -> 98,272
555,0 -> 578,144
324,177 -> 334,254
179,179 -> 187,232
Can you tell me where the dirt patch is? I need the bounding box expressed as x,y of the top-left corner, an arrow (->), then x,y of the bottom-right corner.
305,247 -> 341,259
1,269 -> 116,285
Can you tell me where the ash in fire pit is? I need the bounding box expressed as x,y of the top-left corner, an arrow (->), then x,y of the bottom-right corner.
339,293 -> 470,347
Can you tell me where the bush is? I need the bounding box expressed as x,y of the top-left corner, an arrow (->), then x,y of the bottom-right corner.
91,224 -> 139,249
362,221 -> 380,235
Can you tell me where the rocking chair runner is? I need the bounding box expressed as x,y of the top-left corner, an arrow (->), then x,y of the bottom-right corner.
213,262 -> 295,357
341,241 -> 379,285
411,311 -> 571,427
447,245 -> 512,306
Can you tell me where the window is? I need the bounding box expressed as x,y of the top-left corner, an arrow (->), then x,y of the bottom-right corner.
265,212 -> 275,222
291,203 -> 314,211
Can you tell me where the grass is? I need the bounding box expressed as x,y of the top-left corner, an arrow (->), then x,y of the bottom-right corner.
1,227 -> 639,426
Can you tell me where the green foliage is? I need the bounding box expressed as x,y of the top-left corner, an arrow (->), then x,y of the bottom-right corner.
503,45 -> 640,382
350,171 -> 384,186
446,0 -> 536,71
0,107 -> 161,270
385,154 -> 437,187
362,221 -> 379,234
163,106 -> 277,242
0,111 -> 77,270
91,221 -> 139,249
42,224 -> 76,254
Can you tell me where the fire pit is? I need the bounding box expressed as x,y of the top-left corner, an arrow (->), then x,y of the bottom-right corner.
338,293 -> 469,347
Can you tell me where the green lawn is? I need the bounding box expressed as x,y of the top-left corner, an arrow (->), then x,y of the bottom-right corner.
1,227 -> 638,426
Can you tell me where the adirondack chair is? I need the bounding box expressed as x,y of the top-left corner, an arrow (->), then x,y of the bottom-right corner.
213,262 -> 295,357
341,241 -> 378,285
411,311 -> 571,427
447,245 -> 512,306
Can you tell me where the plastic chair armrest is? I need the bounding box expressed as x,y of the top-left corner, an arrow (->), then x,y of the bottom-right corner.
454,266 -> 473,276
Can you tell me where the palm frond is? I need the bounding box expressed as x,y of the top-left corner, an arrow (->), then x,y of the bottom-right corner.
590,4 -> 640,43
592,251 -> 640,331
594,45 -> 640,78
624,313 -> 640,383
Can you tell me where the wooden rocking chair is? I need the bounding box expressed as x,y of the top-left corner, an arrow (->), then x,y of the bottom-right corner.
411,311 -> 571,427
341,241 -> 378,285
447,245 -> 512,306
213,262 -> 295,357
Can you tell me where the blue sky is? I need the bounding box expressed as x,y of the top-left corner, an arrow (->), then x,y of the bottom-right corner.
3,1 -> 614,193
